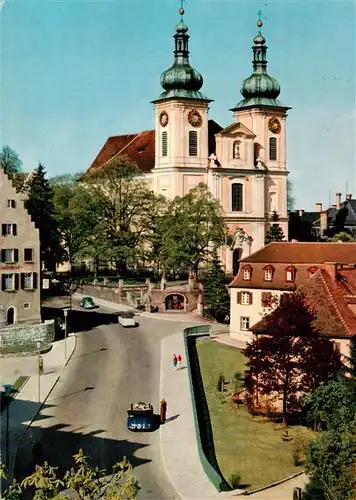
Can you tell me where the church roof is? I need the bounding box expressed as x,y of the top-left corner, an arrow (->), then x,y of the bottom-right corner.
83,120 -> 222,178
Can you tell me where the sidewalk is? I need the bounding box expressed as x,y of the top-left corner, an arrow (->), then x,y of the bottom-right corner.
160,331 -> 308,500
0,335 -> 77,491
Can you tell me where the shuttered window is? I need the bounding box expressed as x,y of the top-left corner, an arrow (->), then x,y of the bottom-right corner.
162,131 -> 168,157
189,131 -> 198,156
269,137 -> 277,160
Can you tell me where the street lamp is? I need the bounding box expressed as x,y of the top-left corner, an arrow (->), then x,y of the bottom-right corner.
63,309 -> 69,361
36,340 -> 41,404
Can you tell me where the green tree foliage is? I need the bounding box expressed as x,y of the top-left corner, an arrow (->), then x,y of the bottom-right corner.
85,158 -> 157,276
302,347 -> 356,500
244,291 -> 341,426
203,253 -> 230,319
162,183 -> 227,279
0,145 -> 22,175
287,178 -> 295,212
265,211 -> 285,244
25,163 -> 62,271
3,449 -> 140,499
329,231 -> 354,242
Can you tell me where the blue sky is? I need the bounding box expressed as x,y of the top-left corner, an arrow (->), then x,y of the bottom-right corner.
1,0 -> 355,210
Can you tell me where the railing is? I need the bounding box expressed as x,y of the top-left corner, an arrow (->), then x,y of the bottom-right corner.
184,326 -> 231,492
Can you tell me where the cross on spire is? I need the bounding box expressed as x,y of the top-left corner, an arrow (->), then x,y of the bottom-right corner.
257,9 -> 263,22
180,0 -> 185,10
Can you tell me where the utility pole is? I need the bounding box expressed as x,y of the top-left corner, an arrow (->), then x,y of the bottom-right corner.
36,341 -> 41,403
63,309 -> 69,361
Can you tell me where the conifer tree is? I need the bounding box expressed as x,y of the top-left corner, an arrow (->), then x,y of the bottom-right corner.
265,210 -> 285,244
203,253 -> 230,320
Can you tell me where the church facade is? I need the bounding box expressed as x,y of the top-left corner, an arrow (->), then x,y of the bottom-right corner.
85,9 -> 291,275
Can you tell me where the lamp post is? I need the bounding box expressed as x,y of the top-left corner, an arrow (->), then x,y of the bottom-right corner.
63,309 -> 69,361
36,340 -> 41,403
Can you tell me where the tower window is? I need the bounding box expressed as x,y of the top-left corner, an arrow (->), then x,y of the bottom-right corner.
233,140 -> 241,159
162,131 -> 168,157
189,131 -> 198,156
269,137 -> 277,161
231,183 -> 243,211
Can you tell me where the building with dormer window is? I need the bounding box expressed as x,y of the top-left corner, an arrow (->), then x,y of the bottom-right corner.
83,7 -> 291,274
229,241 -> 356,345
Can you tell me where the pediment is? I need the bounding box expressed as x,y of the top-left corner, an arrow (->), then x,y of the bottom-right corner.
217,121 -> 255,138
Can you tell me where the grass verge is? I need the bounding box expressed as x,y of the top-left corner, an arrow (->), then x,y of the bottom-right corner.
196,339 -> 315,491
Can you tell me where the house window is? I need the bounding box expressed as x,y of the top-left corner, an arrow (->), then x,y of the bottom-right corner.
308,266 -> 318,278
232,140 -> 241,159
189,131 -> 198,156
243,268 -> 251,280
7,199 -> 16,208
240,317 -> 250,330
2,224 -> 17,236
333,342 -> 341,353
241,292 -> 251,305
231,183 -> 243,211
269,137 -> 277,160
264,269 -> 273,281
1,249 -> 18,263
2,273 -> 15,291
23,302 -> 30,309
23,273 -> 33,290
162,131 -> 168,157
24,248 -> 34,262
261,291 -> 272,307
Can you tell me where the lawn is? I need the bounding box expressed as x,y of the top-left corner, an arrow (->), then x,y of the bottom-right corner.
196,339 -> 315,491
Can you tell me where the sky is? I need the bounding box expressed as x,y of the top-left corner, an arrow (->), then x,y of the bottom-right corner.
0,0 -> 355,211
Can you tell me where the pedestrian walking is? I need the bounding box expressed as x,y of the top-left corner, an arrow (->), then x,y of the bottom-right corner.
39,356 -> 44,376
173,354 -> 177,369
160,398 -> 167,424
177,354 -> 182,369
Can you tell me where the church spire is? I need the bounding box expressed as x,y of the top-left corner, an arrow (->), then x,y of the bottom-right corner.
231,14 -> 288,110
152,3 -> 211,102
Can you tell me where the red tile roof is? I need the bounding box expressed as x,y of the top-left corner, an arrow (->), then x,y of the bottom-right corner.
241,242 -> 356,264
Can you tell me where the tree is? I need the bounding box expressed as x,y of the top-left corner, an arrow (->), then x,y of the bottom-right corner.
25,163 -> 62,271
3,449 -> 140,499
329,231 -> 354,242
162,183 -> 227,281
203,252 -> 230,320
287,178 -> 295,212
265,211 -> 285,244
84,158 -> 158,276
244,291 -> 341,426
0,145 -> 22,175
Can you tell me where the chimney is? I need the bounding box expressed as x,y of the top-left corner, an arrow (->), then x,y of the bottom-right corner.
320,211 -> 328,234
298,209 -> 304,217
336,192 -> 342,209
316,202 -> 323,213
347,193 -> 352,200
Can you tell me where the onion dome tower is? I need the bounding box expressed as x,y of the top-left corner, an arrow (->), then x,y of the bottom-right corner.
231,19 -> 288,110
153,6 -> 211,102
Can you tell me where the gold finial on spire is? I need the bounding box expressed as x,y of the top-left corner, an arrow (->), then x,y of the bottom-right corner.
179,0 -> 185,17
257,9 -> 263,28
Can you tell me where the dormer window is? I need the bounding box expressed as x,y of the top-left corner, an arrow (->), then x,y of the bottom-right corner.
242,265 -> 252,281
263,265 -> 274,282
308,266 -> 318,279
285,265 -> 296,282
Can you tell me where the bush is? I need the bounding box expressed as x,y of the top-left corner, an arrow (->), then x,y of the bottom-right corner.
216,372 -> 226,394
229,472 -> 241,489
292,432 -> 309,466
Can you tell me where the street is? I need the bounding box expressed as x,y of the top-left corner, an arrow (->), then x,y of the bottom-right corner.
14,302 -> 195,499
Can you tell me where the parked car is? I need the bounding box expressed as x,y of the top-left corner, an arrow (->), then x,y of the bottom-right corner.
127,402 -> 154,431
118,311 -> 136,327
80,296 -> 97,309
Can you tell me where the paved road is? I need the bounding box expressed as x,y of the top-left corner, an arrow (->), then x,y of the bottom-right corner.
14,302 -> 196,499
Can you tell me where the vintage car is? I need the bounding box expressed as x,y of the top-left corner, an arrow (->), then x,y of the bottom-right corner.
79,296 -> 97,310
118,311 -> 136,327
127,402 -> 154,431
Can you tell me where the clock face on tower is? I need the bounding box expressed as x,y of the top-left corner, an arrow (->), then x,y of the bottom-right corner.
159,111 -> 169,127
188,109 -> 202,127
268,117 -> 281,134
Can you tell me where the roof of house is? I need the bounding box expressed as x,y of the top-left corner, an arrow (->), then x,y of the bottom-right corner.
250,267 -> 356,338
83,119 -> 223,179
240,242 -> 356,264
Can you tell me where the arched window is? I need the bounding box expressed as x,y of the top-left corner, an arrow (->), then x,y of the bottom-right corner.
189,131 -> 198,156
232,140 -> 241,159
162,131 -> 168,157
269,137 -> 277,160
231,183 -> 243,211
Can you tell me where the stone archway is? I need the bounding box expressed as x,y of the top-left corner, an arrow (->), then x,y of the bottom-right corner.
7,307 -> 15,325
233,248 -> 242,276
165,293 -> 186,312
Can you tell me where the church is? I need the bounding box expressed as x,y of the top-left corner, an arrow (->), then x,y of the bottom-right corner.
85,7 -> 291,275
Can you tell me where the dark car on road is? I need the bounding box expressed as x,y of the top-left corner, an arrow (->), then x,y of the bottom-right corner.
80,296 -> 97,310
127,402 -> 154,431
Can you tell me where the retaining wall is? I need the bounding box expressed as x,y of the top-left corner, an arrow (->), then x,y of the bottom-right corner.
0,320 -> 55,348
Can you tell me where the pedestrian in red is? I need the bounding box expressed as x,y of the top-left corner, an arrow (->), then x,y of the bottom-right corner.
173,354 -> 178,369
177,354 -> 182,369
160,398 -> 167,424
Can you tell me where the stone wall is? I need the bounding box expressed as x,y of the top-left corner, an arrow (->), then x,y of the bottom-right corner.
0,320 -> 55,348
79,284 -> 122,303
